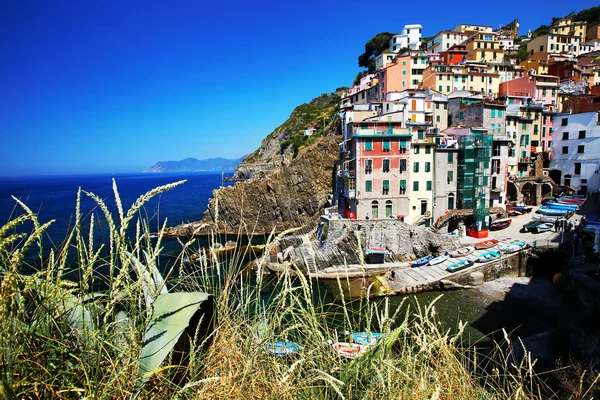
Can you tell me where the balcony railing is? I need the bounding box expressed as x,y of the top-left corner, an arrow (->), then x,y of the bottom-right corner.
519,157 -> 530,163
341,170 -> 355,178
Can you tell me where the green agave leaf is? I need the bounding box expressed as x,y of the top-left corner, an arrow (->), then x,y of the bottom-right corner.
128,252 -> 168,310
134,292 -> 211,396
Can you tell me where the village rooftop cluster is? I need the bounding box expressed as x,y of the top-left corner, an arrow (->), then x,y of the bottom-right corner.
331,17 -> 600,237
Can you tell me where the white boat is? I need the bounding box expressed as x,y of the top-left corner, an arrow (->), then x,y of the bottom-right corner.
450,246 -> 475,258
498,241 -> 527,253
428,253 -> 449,266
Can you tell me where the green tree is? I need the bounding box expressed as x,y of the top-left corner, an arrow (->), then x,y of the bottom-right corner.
357,32 -> 394,73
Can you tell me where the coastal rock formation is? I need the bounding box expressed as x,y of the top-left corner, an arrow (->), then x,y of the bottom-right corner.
272,219 -> 458,273
165,135 -> 339,237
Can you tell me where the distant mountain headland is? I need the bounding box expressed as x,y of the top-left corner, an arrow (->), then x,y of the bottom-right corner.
143,157 -> 244,173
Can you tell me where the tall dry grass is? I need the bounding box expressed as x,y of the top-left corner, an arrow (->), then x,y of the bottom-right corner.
0,180 -> 597,399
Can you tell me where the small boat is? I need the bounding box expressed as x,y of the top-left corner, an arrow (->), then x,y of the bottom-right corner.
543,202 -> 578,211
331,342 -> 369,359
446,258 -> 475,273
490,218 -> 512,231
508,210 -> 523,216
536,206 -> 569,216
477,250 -> 501,263
532,222 -> 554,233
532,214 -> 560,223
523,220 -> 542,232
498,241 -> 527,253
412,255 -> 433,268
352,332 -> 382,345
474,239 -> 499,250
511,205 -> 533,213
264,341 -> 302,357
365,247 -> 390,255
428,253 -> 449,266
450,246 -> 475,258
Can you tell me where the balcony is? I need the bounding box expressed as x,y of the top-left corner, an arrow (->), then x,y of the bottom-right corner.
490,186 -> 502,192
341,170 -> 355,178
342,189 -> 356,199
519,157 -> 530,164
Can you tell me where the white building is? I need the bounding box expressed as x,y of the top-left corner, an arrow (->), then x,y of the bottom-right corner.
549,111 -> 600,194
390,24 -> 423,52
427,30 -> 468,54
580,40 -> 600,55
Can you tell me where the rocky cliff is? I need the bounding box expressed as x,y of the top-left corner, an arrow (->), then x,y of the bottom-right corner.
166,135 -> 339,237
165,90 -> 344,237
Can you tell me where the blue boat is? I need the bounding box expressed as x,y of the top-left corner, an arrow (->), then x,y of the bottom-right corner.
543,202 -> 578,211
536,206 -> 569,216
412,255 -> 433,268
477,250 -> 501,263
352,332 -> 382,345
446,258 -> 475,273
264,341 -> 302,357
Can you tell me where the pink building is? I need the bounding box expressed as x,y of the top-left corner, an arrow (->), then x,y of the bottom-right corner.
498,74 -> 559,106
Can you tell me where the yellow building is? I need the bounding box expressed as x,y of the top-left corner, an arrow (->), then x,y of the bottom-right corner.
527,33 -> 581,57
463,32 -> 504,62
549,18 -> 587,41
422,63 -> 500,95
453,24 -> 493,36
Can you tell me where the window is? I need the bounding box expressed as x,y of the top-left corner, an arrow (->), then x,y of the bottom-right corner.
491,109 -> 496,118
579,130 -> 586,139
382,180 -> 390,195
365,180 -> 372,192
425,146 -> 431,154
436,103 -> 440,109
418,130 -> 424,139
399,179 -> 407,194
400,158 -> 407,172
426,181 -> 432,191
491,123 -> 496,133
383,139 -> 391,152
561,118 -> 568,126
574,163 -> 581,175
414,146 -> 420,154
562,146 -> 569,154
425,162 -> 431,172
446,85 -> 450,92
521,123 -> 526,130
459,111 -> 464,120
400,140 -> 407,153
402,70 -> 407,76
413,162 -> 419,172
436,115 -> 440,122
413,181 -> 419,191
386,200 -> 393,217
439,85 -> 442,92
448,152 -> 454,163
371,201 -> 378,218
578,145 -> 584,154
562,132 -> 569,140
444,104 -> 447,110
448,194 -> 455,210
365,139 -> 373,151
498,110 -> 503,118
365,159 -> 373,173
383,159 -> 390,172
447,171 -> 453,183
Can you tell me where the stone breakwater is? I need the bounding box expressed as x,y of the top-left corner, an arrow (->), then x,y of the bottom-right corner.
164,135 -> 340,237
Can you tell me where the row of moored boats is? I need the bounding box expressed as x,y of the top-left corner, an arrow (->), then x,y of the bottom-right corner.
411,238 -> 528,273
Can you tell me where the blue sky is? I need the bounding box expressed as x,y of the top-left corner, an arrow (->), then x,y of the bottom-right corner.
1,0 -> 597,175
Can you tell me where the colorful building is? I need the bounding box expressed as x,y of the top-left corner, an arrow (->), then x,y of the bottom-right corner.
427,30 -> 468,54
338,121 -> 412,220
